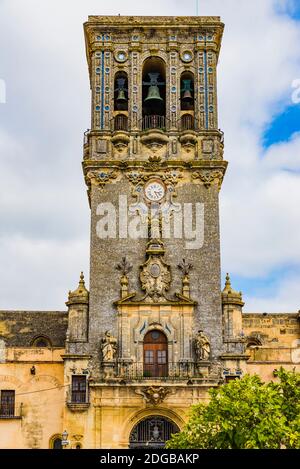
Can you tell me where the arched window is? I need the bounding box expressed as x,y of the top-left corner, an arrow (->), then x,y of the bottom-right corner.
129,416 -> 179,448
142,57 -> 166,130
49,434 -> 62,449
180,71 -> 194,111
31,336 -> 52,347
114,71 -> 128,111
143,330 -> 168,377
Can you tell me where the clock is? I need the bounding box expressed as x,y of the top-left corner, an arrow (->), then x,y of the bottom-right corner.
144,180 -> 166,202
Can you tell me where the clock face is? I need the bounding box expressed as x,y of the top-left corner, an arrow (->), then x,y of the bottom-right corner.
144,180 -> 166,202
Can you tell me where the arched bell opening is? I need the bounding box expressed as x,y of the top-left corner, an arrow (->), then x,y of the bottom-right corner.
114,71 -> 128,111
180,71 -> 195,131
180,71 -> 194,111
129,415 -> 179,449
143,330 -> 168,377
142,57 -> 166,130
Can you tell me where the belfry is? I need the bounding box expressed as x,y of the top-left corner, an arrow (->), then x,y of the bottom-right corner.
0,16 -> 299,450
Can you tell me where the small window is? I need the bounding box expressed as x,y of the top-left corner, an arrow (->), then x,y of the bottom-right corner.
31,336 -> 52,347
0,390 -> 15,417
71,375 -> 87,403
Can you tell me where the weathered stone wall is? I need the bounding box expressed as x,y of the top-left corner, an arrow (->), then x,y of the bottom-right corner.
0,311 -> 68,347
242,313 -> 300,347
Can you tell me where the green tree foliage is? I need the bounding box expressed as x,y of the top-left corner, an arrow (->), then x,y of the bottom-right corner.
166,368 -> 300,449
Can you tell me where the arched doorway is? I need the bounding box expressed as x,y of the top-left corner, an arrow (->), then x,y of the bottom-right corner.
143,330 -> 168,377
129,416 -> 179,448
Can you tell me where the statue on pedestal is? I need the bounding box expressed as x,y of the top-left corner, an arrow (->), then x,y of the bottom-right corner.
101,331 -> 117,361
195,330 -> 211,361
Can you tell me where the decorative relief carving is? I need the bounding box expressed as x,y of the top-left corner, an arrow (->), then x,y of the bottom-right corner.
126,168 -> 182,186
191,169 -> 224,189
96,139 -> 108,154
135,386 -> 172,405
86,170 -> 118,189
140,255 -> 171,302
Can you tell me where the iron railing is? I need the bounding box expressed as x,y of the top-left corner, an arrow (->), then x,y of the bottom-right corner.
112,114 -> 129,131
116,362 -> 203,380
141,115 -> 167,131
180,114 -> 195,131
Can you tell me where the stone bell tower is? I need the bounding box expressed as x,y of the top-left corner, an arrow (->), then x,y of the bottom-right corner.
64,16 -> 227,448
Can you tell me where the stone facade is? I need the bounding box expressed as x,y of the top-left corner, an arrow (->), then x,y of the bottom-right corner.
0,15 -> 299,449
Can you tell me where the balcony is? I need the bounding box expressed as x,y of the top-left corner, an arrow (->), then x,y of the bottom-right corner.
112,114 -> 128,132
115,362 -> 210,382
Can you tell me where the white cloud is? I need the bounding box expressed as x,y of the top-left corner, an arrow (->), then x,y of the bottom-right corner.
0,0 -> 300,310
245,273 -> 300,312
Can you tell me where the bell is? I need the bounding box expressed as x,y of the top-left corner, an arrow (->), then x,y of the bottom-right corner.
115,77 -> 127,102
116,89 -> 127,102
144,72 -> 164,102
144,85 -> 163,102
182,89 -> 193,101
181,79 -> 193,102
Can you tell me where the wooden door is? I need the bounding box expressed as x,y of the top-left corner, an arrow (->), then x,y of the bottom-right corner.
143,330 -> 168,377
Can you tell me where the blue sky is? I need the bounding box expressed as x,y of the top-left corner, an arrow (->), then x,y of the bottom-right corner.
0,0 -> 300,312
263,105 -> 300,147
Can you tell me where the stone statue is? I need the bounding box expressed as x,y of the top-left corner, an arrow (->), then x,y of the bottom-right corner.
101,331 -> 117,361
195,330 -> 211,361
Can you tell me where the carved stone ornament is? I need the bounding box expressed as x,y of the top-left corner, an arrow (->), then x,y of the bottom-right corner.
101,331 -> 118,361
191,169 -> 224,189
116,257 -> 133,298
86,170 -> 118,189
140,242 -> 171,303
178,258 -> 193,276
135,386 -> 172,405
116,256 -> 133,276
126,169 -> 182,187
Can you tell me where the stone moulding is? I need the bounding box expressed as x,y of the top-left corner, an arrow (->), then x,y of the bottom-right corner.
66,402 -> 90,412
